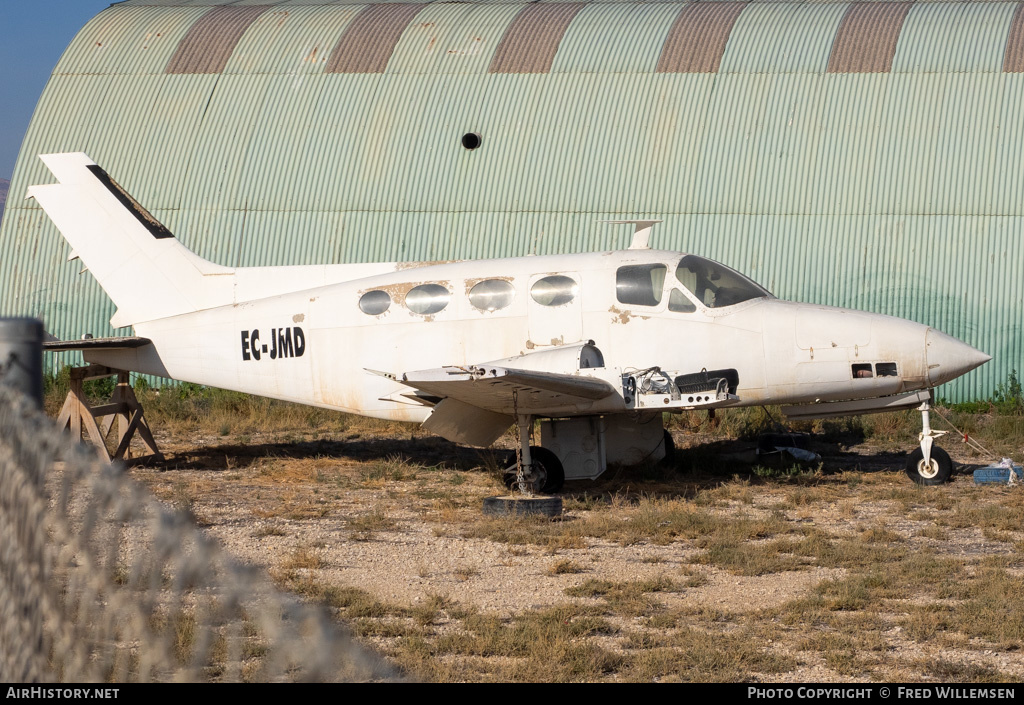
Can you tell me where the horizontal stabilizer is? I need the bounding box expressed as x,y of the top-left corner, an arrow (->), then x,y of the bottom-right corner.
43,336 -> 153,352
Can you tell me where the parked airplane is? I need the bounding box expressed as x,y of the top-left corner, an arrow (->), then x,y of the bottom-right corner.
29,153 -> 990,491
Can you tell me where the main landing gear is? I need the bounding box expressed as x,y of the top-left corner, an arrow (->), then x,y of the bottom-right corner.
501,415 -> 565,494
483,414 -> 564,518
905,400 -> 953,485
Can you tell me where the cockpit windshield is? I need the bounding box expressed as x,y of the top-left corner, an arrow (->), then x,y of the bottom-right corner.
674,255 -> 772,309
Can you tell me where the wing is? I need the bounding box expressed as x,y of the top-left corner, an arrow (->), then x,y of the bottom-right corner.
394,364 -> 618,447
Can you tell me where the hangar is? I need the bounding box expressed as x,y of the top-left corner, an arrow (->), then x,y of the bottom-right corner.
1,0 -> 1020,401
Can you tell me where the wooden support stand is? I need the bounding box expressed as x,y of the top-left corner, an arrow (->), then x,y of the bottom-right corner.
56,365 -> 163,464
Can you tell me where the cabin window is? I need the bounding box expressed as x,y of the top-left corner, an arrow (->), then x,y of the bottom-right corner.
468,279 -> 515,312
405,284 -> 450,315
530,275 -> 578,307
668,288 -> 696,313
616,264 -> 666,307
852,363 -> 873,379
358,290 -> 391,315
674,255 -> 771,308
875,362 -> 898,377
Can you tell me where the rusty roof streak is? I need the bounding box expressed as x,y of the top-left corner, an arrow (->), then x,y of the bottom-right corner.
1003,2 -> 1024,72
656,1 -> 747,74
826,2 -> 912,74
325,3 -> 426,74
165,5 -> 270,75
488,3 -> 587,74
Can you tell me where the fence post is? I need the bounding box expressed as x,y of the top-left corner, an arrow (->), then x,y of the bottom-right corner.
0,318 -> 44,410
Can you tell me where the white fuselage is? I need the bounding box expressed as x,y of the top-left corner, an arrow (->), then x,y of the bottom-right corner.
85,248 -> 982,426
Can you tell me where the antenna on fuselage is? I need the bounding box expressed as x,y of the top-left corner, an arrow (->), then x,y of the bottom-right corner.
602,220 -> 662,250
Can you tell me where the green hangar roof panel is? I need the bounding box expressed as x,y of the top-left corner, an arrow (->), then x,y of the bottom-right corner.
891,1 -> 1019,73
551,3 -> 681,74
5,0 -> 1024,402
54,5 -> 210,75
720,1 -> 847,74
224,5 -> 366,75
385,4 -> 520,75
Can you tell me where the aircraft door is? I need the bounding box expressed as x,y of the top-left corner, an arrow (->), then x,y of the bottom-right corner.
527,272 -> 583,347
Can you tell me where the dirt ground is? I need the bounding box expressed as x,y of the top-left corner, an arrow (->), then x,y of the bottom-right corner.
127,421 -> 1024,683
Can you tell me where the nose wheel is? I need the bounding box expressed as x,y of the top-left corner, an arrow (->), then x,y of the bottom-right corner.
905,445 -> 953,485
906,400 -> 953,485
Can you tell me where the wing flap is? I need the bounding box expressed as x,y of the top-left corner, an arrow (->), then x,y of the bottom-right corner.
421,398 -> 512,447
399,365 -> 616,416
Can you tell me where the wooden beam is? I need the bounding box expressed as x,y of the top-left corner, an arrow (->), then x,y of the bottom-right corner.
55,365 -> 163,465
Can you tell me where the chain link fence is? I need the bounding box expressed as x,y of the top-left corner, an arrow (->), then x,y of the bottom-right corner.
0,380 -> 401,682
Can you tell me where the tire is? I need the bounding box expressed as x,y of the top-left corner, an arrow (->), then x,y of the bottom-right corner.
660,429 -> 676,467
905,446 -> 953,485
482,495 -> 563,518
501,446 -> 565,494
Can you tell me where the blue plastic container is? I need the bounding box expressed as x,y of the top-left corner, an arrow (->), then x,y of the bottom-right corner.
973,465 -> 1024,484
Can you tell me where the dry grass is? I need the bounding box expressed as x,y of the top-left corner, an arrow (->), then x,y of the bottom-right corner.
281,546 -> 323,571
347,507 -> 396,540
99,383 -> 1024,682
548,559 -> 586,575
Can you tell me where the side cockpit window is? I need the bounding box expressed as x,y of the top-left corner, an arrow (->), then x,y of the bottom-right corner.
674,255 -> 771,308
668,288 -> 696,313
616,264 -> 666,307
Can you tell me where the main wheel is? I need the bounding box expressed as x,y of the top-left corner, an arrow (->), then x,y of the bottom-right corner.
905,446 -> 953,485
660,429 -> 676,467
502,446 -> 565,494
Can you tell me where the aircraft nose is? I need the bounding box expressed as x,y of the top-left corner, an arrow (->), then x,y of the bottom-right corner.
926,328 -> 991,386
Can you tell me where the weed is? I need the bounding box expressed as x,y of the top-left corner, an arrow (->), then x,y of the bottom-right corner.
753,463 -> 818,479
565,576 -> 677,616
621,628 -> 796,682
454,566 -> 479,581
695,538 -> 807,576
361,455 -> 419,485
912,659 -> 1011,683
992,370 -> 1023,415
548,559 -> 585,575
282,546 -> 323,571
348,507 -> 395,540
253,525 -> 287,538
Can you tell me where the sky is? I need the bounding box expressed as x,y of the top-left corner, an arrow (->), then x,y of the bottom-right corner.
0,1 -> 115,180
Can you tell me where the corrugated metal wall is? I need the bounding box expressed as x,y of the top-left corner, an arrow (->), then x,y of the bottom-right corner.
2,0 -> 1021,401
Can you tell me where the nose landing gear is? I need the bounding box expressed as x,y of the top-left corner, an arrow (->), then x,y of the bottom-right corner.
906,400 -> 953,485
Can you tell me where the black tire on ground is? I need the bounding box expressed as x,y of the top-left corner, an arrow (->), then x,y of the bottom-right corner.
904,446 -> 954,485
501,446 -> 566,494
482,495 -> 563,518
660,429 -> 676,467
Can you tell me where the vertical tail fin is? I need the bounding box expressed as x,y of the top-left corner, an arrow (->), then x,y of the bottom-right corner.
29,153 -> 233,327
